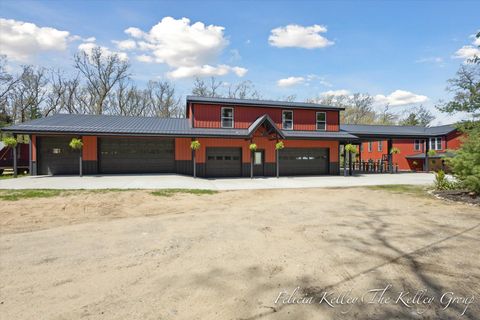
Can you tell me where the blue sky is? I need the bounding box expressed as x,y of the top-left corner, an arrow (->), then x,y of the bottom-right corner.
1,0 -> 479,124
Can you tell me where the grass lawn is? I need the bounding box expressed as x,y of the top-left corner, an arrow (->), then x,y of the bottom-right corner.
150,189 -> 217,197
366,184 -> 431,197
0,188 -> 217,201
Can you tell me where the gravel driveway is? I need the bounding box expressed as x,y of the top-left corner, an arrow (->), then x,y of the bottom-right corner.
1,187 -> 479,319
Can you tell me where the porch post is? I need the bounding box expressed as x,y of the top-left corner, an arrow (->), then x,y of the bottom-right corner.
343,144 -> 347,177
276,149 -> 279,178
13,133 -> 18,178
425,139 -> 430,172
387,139 -> 393,174
358,143 -> 362,170
348,151 -> 353,176
250,151 -> 253,179
29,134 -> 32,174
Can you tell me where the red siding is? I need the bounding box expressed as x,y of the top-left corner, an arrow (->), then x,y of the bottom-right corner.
82,136 -> 97,161
175,138 -> 192,160
175,137 -> 339,164
446,130 -> 464,150
359,132 -> 466,171
192,103 -> 339,131
31,135 -> 37,161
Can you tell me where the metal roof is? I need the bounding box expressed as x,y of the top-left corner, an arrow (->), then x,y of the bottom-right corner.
2,113 -> 457,141
340,123 -> 456,138
283,130 -> 357,140
187,95 -> 345,111
405,151 -> 455,159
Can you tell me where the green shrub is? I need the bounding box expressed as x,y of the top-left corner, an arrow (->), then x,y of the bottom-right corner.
447,125 -> 480,194
190,140 -> 201,151
69,138 -> 83,150
427,149 -> 437,157
434,170 -> 456,191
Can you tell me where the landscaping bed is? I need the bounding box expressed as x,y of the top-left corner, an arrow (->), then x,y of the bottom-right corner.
433,189 -> 480,206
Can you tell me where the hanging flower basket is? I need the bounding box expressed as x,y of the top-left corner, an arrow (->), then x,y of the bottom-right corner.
275,141 -> 284,150
249,143 -> 257,151
190,140 -> 201,151
69,138 -> 83,150
390,147 -> 401,155
2,136 -> 18,148
344,143 -> 357,154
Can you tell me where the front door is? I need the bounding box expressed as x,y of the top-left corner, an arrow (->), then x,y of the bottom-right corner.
253,150 -> 265,176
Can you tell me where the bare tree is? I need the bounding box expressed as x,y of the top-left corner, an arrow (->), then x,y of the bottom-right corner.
227,80 -> 260,99
74,46 -> 130,114
191,77 -> 223,98
376,105 -> 398,125
10,65 -> 48,122
399,105 -> 434,126
146,80 -> 183,117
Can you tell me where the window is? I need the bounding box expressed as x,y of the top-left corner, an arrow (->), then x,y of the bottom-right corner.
378,141 -> 383,152
429,137 -> 442,150
282,110 -> 293,130
254,152 -> 263,165
316,112 -> 326,131
368,142 -> 372,152
221,107 -> 234,128
414,139 -> 422,151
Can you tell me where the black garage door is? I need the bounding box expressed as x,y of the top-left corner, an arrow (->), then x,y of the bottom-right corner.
38,136 -> 79,175
206,147 -> 242,177
279,148 -> 329,176
99,137 -> 174,174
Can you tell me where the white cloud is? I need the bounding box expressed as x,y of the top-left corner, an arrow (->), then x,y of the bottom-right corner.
453,32 -> 480,62
113,39 -> 137,50
374,90 -> 428,106
277,76 -> 305,87
125,27 -> 145,39
167,64 -> 247,79
320,89 -> 351,97
269,24 -> 334,49
136,54 -> 154,63
121,17 -> 247,78
454,45 -> 480,62
0,18 -> 72,61
415,57 -> 443,64
78,41 -> 128,61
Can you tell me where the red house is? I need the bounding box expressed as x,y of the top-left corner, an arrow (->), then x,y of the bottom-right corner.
2,96 -> 464,177
343,124 -> 464,172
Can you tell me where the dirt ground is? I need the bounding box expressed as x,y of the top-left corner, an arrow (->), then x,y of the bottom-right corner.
1,187 -> 479,320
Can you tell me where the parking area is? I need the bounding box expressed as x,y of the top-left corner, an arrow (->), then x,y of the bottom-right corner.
0,172 -> 435,190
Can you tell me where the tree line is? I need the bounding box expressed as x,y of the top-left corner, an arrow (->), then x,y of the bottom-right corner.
1,45 -> 435,128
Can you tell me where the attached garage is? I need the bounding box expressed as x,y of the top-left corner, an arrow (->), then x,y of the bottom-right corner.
205,147 -> 242,177
37,136 -> 79,175
279,148 -> 329,176
99,137 -> 175,174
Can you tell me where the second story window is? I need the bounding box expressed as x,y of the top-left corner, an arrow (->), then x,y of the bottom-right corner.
282,110 -> 293,130
221,107 -> 234,128
414,139 -> 422,151
316,112 -> 326,131
378,141 -> 383,152
429,137 -> 442,150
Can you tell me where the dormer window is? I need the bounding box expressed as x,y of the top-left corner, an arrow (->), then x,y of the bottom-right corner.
282,110 -> 293,130
316,112 -> 326,131
221,107 -> 234,128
